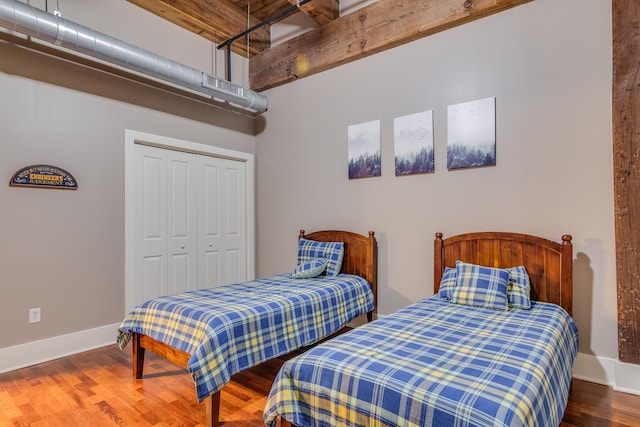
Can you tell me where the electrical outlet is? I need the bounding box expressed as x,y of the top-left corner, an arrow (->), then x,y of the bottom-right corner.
29,308 -> 41,323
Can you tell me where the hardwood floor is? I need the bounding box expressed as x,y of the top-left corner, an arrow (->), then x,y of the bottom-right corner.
1,345 -> 639,426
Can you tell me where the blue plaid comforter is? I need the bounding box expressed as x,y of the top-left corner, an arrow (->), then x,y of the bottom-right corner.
116,273 -> 374,402
264,296 -> 578,427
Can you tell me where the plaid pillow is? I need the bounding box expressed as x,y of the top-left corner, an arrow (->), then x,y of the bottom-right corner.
297,238 -> 345,277
438,267 -> 457,299
451,261 -> 509,311
291,258 -> 329,279
507,265 -> 531,309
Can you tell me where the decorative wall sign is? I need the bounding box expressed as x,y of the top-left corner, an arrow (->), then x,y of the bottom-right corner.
348,120 -> 381,179
9,165 -> 78,190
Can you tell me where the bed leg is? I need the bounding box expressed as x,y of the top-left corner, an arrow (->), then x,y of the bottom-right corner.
132,333 -> 145,379
204,392 -> 221,427
280,416 -> 294,427
367,311 -> 373,322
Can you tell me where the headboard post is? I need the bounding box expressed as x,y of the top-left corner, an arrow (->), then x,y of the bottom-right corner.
561,235 -> 573,316
434,232 -> 444,294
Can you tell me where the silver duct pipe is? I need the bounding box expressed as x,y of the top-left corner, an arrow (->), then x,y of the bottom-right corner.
0,0 -> 268,113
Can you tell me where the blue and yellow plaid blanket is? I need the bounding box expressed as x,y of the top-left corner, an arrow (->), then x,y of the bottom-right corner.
264,296 -> 578,427
116,273 -> 374,402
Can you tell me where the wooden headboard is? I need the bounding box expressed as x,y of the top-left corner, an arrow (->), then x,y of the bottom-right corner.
434,232 -> 573,316
300,229 -> 378,319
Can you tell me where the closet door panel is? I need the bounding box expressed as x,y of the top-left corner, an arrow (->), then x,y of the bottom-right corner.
135,145 -> 168,303
223,161 -> 246,284
198,156 -> 224,288
167,151 -> 197,294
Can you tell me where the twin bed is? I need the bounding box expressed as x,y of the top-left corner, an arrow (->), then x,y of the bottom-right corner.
117,229 -> 378,427
264,231 -> 578,427
118,229 -> 578,427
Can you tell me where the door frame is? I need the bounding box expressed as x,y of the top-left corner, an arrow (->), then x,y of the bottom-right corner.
124,129 -> 255,314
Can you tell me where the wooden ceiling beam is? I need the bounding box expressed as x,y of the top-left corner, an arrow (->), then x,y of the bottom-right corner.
127,0 -> 270,57
250,0 -> 534,91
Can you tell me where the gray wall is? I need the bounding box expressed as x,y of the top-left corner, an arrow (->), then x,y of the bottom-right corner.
0,0 -> 256,348
255,0 -> 616,360
0,0 -> 619,375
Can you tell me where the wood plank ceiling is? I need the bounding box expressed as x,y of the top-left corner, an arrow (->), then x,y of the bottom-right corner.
127,0 -> 339,57
127,0 -> 533,91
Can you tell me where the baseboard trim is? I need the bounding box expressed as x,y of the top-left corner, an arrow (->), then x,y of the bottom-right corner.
0,323 -> 120,374
613,360 -> 640,396
572,352 -> 640,396
572,352 -> 616,386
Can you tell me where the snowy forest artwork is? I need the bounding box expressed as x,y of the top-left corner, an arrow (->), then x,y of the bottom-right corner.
348,120 -> 381,179
447,97 -> 496,170
394,110 -> 434,176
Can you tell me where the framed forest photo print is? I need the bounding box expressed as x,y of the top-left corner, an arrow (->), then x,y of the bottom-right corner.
348,120 -> 381,179
394,110 -> 434,176
447,97 -> 496,170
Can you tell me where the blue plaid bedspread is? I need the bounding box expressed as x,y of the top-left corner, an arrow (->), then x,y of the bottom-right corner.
264,296 -> 578,427
116,273 -> 374,402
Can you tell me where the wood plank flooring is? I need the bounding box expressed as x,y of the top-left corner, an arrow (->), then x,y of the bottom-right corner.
0,345 -> 639,426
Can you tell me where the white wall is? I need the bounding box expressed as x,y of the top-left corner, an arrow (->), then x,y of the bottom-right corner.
256,0 -> 620,381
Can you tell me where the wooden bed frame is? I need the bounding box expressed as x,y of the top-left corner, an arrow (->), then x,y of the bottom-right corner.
434,231 -> 573,315
130,229 -> 378,427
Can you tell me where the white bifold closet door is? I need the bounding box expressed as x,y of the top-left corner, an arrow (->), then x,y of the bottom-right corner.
134,144 -> 246,306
